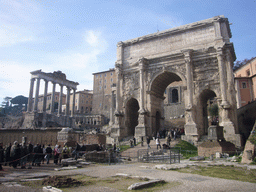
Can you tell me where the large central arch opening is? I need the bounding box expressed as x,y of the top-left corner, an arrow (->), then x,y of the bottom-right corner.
125,98 -> 139,136
150,71 -> 184,136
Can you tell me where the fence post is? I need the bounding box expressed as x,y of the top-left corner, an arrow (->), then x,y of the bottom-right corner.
170,149 -> 172,164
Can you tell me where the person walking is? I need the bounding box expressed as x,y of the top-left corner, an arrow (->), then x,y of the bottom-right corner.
133,137 -> 136,146
166,135 -> 171,146
156,137 -> 161,150
146,136 -> 151,149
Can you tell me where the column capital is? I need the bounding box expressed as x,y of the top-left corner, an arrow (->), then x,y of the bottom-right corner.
138,57 -> 148,70
115,62 -> 122,68
117,41 -> 124,47
182,49 -> 193,64
216,47 -> 224,56
181,49 -> 193,56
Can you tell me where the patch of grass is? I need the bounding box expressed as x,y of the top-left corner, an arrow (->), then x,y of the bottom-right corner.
21,180 -> 43,189
177,165 -> 256,183
119,144 -> 131,152
173,140 -> 198,159
22,174 -> 181,192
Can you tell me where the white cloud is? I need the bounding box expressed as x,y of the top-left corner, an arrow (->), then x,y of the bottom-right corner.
84,30 -> 108,50
0,61 -> 36,100
0,0 -> 41,46
40,29 -> 108,92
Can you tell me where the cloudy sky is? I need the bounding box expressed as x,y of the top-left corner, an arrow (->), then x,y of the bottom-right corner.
0,0 -> 255,103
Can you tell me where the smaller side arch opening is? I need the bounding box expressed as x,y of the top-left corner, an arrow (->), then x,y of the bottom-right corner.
125,98 -> 140,136
199,89 -> 217,136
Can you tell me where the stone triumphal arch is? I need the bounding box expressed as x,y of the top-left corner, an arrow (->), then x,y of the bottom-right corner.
110,16 -> 241,147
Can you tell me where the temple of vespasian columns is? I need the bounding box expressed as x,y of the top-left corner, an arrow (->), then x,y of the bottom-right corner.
109,16 -> 242,147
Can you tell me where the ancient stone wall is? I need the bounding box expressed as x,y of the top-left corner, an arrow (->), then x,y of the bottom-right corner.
0,128 -> 61,146
237,100 -> 256,145
0,129 -> 106,147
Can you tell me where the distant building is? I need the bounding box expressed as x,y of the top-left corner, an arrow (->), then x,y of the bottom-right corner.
36,92 -> 66,113
234,57 -> 256,108
163,81 -> 185,120
92,68 -> 116,123
69,89 -> 93,114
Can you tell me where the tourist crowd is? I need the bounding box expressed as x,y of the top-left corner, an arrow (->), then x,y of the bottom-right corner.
0,141 -> 79,170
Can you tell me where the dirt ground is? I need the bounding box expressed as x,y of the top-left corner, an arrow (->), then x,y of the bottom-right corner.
1,160 -> 256,192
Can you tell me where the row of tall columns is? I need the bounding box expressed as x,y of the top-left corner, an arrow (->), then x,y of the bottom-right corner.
114,63 -> 121,117
33,78 -> 40,111
138,58 -> 145,113
113,41 -> 124,129
217,48 -> 229,107
65,87 -> 70,116
27,77 -> 76,116
58,85 -> 63,116
71,88 -> 76,117
183,50 -> 193,111
183,49 -> 196,128
50,83 -> 56,113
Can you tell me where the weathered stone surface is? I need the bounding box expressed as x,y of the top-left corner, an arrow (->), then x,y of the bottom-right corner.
241,122 -> 256,164
43,186 -> 63,192
198,141 -> 236,157
189,156 -> 205,161
128,179 -> 164,190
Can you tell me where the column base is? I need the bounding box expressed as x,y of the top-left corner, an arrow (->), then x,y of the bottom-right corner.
184,123 -> 198,136
181,135 -> 198,146
135,124 -> 147,138
110,125 -> 125,141
222,121 -> 242,147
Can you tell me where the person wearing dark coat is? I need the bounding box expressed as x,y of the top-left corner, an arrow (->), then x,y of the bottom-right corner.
32,144 -> 40,166
28,142 -> 33,164
146,136 -> 151,149
45,144 -> 52,164
4,143 -> 11,166
0,143 -> 4,170
20,144 -> 28,169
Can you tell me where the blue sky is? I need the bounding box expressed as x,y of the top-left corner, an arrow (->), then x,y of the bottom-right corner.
0,0 -> 255,104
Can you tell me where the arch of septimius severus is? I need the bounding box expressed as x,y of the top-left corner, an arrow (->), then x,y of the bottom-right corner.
109,16 -> 241,147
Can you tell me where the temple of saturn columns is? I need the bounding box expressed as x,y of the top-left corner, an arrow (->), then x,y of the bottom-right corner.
23,70 -> 103,129
22,70 -> 79,128
109,16 -> 242,147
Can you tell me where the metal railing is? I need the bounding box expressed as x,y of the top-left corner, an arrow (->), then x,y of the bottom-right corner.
137,148 -> 180,164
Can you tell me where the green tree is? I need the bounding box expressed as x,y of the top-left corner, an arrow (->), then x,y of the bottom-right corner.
208,104 -> 218,117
